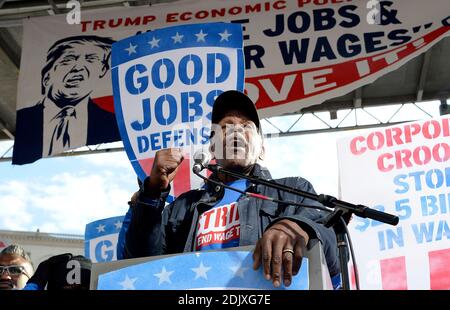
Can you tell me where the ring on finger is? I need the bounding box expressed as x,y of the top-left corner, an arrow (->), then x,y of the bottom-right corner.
282,248 -> 294,255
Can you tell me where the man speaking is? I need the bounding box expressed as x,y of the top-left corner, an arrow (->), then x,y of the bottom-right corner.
123,90 -> 340,288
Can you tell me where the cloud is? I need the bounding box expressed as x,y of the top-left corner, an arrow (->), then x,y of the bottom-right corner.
0,171 -> 135,235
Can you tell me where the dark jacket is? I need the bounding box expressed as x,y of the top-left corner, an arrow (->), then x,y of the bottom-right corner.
124,164 -> 340,277
12,98 -> 120,165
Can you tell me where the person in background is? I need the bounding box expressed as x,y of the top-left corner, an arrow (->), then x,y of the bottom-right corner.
23,253 -> 92,290
0,244 -> 34,290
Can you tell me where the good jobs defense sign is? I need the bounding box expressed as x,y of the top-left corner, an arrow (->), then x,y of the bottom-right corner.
111,23 -> 243,194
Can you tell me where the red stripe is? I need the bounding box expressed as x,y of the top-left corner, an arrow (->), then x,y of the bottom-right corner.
138,158 -> 155,177
380,256 -> 407,290
429,248 -> 450,289
173,156 -> 191,197
92,95 -> 115,113
246,27 -> 449,110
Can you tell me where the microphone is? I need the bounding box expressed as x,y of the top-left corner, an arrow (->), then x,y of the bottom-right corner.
192,150 -> 211,173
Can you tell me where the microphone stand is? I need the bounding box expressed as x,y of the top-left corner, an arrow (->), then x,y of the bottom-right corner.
205,164 -> 399,290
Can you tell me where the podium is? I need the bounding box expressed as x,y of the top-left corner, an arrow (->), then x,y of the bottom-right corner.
90,240 -> 332,290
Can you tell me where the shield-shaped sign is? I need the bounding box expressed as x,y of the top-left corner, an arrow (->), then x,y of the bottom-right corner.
85,216 -> 125,263
111,23 -> 244,198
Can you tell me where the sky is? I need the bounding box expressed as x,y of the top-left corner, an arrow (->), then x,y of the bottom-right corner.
0,100 -> 442,236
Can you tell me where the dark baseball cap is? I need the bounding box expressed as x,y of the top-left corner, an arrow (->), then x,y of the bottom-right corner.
211,90 -> 261,132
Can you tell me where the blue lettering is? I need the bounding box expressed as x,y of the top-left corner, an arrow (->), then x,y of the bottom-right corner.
426,169 -> 444,189
200,127 -> 210,144
151,58 -> 175,89
421,195 -> 439,216
150,132 -> 161,151
173,130 -> 183,147
312,37 -> 336,62
409,170 -> 425,191
393,174 -> 409,194
364,32 -> 387,53
131,98 -> 151,131
337,34 -> 361,58
287,12 -> 310,34
436,220 -> 450,241
125,64 -> 148,95
179,54 -> 202,85
206,89 -> 222,121
181,91 -> 203,122
161,131 -> 171,149
279,39 -> 309,65
412,221 -> 435,244
313,8 -> 336,31
338,5 -> 359,28
137,136 -> 149,153
207,53 -> 230,83
95,240 -> 114,262
155,94 -> 177,125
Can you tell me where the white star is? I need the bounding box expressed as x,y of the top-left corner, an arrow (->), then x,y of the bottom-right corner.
148,36 -> 160,48
219,29 -> 232,42
96,224 -> 105,233
171,32 -> 184,44
190,262 -> 211,280
229,264 -> 249,279
114,221 -> 122,230
118,275 -> 137,290
154,266 -> 174,285
125,43 -> 137,55
195,252 -> 201,257
195,29 -> 208,42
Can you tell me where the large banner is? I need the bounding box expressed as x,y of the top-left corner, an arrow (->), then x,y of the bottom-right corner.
112,22 -> 243,193
14,0 -> 450,165
337,116 -> 450,289
85,216 -> 124,263
98,250 -> 309,290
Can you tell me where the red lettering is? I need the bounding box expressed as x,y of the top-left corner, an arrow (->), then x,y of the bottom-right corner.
433,143 -> 450,162
109,18 -> 122,28
385,127 -> 403,147
395,149 -> 413,169
413,146 -> 431,165
423,120 -> 441,139
367,131 -> 385,151
180,12 -> 192,21
196,11 -> 209,19
202,210 -> 215,230
142,15 -> 155,25
350,136 -> 366,155
229,6 -> 242,15
81,21 -> 91,32
93,20 -> 106,31
166,13 -> 178,23
211,8 -> 226,18
443,117 -> 450,137
404,123 -> 421,143
124,17 -> 140,27
298,0 -> 311,7
377,153 -> 394,172
214,208 -> 222,227
274,1 -> 286,9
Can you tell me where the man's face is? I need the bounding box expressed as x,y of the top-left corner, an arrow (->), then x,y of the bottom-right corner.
45,43 -> 107,105
211,110 -> 263,170
0,254 -> 33,290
